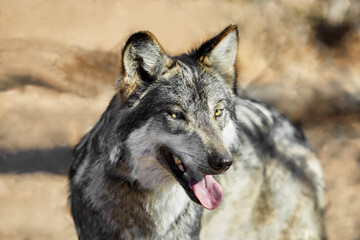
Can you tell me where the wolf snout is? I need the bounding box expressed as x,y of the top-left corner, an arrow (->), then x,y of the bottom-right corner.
208,154 -> 233,173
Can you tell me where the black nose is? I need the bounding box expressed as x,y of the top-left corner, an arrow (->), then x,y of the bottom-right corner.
209,154 -> 233,172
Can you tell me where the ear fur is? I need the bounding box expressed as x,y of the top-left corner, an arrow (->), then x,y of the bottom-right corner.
195,25 -> 239,93
117,31 -> 173,104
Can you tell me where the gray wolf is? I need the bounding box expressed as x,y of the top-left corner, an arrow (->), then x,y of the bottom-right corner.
69,25 -> 325,240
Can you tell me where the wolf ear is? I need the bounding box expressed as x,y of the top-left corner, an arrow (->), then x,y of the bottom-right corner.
196,25 -> 239,93
118,31 -> 173,103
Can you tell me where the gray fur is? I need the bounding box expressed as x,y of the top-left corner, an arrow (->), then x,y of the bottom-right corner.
69,25 -> 325,240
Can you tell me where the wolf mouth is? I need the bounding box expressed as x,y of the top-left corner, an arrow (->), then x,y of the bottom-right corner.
160,147 -> 223,210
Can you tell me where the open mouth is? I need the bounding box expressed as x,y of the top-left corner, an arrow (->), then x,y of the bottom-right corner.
160,147 -> 223,210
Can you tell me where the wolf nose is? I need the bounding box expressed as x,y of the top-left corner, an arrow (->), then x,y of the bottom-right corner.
209,155 -> 233,172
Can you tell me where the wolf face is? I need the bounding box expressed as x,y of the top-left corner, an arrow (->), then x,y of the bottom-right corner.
118,25 -> 239,210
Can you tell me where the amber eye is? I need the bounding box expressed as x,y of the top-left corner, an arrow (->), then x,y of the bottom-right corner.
215,109 -> 224,118
170,112 -> 183,120
169,111 -> 186,121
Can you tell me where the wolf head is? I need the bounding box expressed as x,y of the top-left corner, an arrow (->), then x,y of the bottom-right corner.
117,25 -> 239,210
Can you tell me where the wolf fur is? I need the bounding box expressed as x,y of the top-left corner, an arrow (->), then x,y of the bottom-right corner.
69,25 -> 325,240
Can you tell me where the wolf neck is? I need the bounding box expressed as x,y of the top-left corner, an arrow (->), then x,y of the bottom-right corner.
91,146 -> 201,238
145,183 -> 193,234
108,160 -> 201,238
101,166 -> 200,238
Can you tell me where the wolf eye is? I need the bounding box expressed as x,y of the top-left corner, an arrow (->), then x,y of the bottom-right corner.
215,109 -> 224,118
169,112 -> 185,120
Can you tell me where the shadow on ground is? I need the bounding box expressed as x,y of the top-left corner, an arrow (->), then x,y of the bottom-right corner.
0,147 -> 72,175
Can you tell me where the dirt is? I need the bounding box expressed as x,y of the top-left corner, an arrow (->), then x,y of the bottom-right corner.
0,0 -> 359,239
0,173 -> 76,240
305,116 -> 360,239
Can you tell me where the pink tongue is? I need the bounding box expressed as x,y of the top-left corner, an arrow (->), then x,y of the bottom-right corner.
188,175 -> 223,210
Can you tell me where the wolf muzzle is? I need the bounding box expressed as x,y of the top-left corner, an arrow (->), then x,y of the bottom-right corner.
208,153 -> 232,173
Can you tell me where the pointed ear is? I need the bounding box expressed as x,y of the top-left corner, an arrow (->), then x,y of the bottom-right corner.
196,25 -> 239,93
117,31 -> 174,103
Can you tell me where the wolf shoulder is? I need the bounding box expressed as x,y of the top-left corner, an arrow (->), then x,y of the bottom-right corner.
232,96 -> 325,206
234,97 -> 323,185
233,97 -> 308,146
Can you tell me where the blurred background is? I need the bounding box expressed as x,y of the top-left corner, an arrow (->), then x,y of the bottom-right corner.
0,0 -> 359,239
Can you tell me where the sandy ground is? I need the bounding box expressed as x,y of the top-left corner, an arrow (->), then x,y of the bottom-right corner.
0,0 -> 359,239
